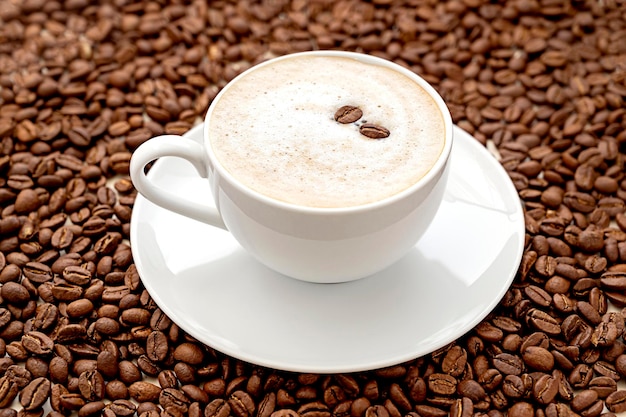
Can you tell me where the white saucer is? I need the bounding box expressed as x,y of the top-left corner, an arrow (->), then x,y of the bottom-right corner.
130,123 -> 525,373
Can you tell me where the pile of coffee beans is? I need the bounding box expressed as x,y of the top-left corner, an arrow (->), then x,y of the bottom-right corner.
1,0 -> 626,416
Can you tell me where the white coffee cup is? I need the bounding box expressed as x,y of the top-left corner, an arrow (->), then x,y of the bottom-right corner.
130,51 -> 453,283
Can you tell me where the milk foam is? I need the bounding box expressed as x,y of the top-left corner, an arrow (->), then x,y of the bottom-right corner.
209,55 -> 445,208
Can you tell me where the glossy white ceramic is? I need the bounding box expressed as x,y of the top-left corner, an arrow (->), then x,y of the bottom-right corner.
130,123 -> 525,373
129,51 -> 453,283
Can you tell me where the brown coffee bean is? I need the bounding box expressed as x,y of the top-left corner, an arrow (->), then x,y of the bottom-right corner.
1,282 -> 31,305
78,370 -> 105,401
107,399 -> 136,416
173,342 -> 204,365
456,379 -> 485,402
441,345 -> 467,377
359,123 -> 390,139
449,398 -> 472,417
527,308 -> 562,335
21,262 -> 53,284
129,381 -> 162,402
146,330 -> 168,362
65,298 -> 93,318
492,353 -> 524,375
104,381 -> 128,401
160,387 -> 190,414
206,398 -> 231,417
120,307 -> 150,326
258,392 -> 276,417
19,376 -> 51,410
522,346 -> 554,372
474,322 -> 503,342
524,285 -> 552,307
21,331 -> 54,356
0,376 -> 19,409
606,390 -> 626,413
229,390 -> 256,417
426,372 -> 457,395
413,405 -> 446,417
533,373 -> 559,404
78,401 -> 106,417
334,106 -> 363,124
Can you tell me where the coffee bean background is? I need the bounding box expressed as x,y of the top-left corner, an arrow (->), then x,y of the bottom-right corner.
1,0 -> 626,416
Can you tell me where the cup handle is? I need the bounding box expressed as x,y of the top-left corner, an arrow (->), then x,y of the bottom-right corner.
129,135 -> 227,230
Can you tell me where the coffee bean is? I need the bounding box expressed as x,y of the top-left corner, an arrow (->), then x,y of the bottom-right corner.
1,282 -> 31,305
206,398 -> 231,417
606,390 -> 626,413
533,373 -> 560,404
0,376 -> 19,409
334,106 -> 363,124
78,370 -> 105,401
413,405 -> 446,417
456,380 -> 485,402
146,330 -> 169,362
127,381 -> 161,403
21,331 -> 54,356
427,373 -> 457,395
107,399 -> 136,417
173,342 -> 205,365
229,390 -> 256,417
359,123 -> 390,139
526,308 -> 562,335
19,377 -> 51,410
522,346 -> 554,372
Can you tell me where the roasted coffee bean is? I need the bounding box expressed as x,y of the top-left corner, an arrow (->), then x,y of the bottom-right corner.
206,398 -> 231,417
78,370 -> 105,401
455,380 -> 485,402
49,356 -> 69,384
21,331 -> 54,356
589,376 -> 617,398
62,265 -> 92,286
159,387 -> 190,414
229,390 -> 256,417
606,390 -> 626,413
1,282 -> 31,305
107,399 -> 136,417
533,373 -> 559,404
492,353 -> 524,375
427,373 -> 457,395
413,405 -> 446,417
0,376 -> 19,409
474,322 -> 503,342
103,381 -> 127,402
128,381 -> 161,403
19,377 -> 51,410
571,389 -> 599,413
173,342 -> 205,365
359,124 -> 390,139
569,364 -> 594,388
522,346 -> 554,372
526,308 -> 562,335
22,262 -> 53,284
334,106 -> 363,124
78,401 -> 106,417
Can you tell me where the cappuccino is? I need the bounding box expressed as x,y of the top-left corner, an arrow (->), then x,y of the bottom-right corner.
209,54 -> 446,208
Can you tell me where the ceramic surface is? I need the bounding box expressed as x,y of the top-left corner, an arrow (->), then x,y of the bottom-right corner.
130,123 -> 525,373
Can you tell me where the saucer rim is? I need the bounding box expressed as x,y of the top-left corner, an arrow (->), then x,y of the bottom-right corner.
130,123 -> 525,373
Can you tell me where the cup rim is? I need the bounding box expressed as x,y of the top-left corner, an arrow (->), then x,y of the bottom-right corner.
203,50 -> 454,214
